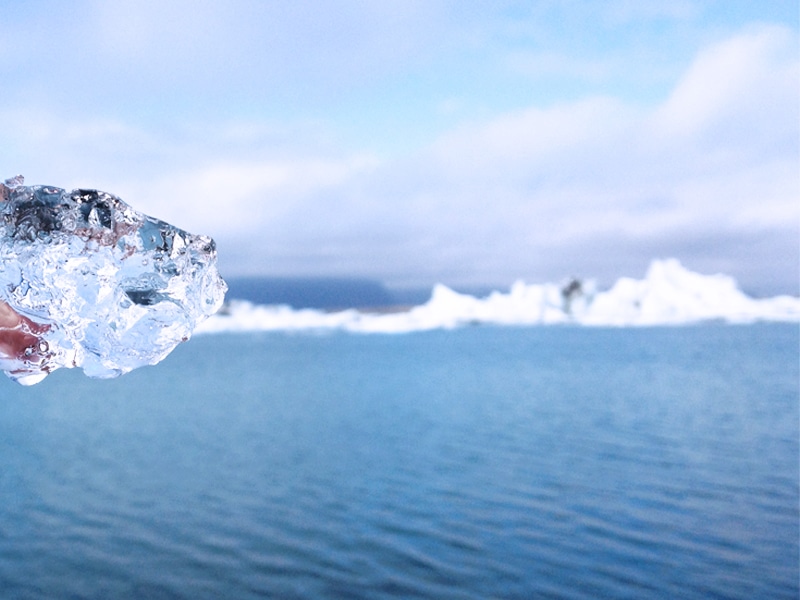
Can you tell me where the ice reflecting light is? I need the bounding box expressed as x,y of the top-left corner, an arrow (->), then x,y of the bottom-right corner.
0,176 -> 226,385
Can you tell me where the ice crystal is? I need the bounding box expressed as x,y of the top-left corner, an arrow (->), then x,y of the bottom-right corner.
0,176 -> 226,385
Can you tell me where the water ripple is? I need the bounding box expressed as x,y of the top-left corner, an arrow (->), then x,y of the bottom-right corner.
0,325 -> 796,599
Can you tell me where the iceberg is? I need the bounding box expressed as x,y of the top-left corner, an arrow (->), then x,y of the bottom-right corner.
197,259 -> 800,335
580,259 -> 798,326
0,176 -> 226,384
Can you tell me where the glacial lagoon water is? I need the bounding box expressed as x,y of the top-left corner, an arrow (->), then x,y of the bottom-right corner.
0,324 -> 797,598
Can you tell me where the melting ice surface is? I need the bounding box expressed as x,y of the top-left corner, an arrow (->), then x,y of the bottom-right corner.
0,176 -> 226,385
198,259 -> 800,335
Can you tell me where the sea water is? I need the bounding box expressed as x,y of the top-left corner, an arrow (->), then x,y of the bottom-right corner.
0,324 -> 797,599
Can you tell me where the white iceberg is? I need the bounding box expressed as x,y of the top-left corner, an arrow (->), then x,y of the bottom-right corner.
581,259 -> 798,326
196,259 -> 800,335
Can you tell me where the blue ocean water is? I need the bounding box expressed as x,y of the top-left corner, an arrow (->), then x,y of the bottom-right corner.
0,324 -> 797,599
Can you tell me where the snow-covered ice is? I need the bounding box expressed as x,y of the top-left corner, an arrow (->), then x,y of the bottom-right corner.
197,259 -> 800,335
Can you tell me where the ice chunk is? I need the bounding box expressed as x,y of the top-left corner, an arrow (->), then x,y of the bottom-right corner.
0,176 -> 226,385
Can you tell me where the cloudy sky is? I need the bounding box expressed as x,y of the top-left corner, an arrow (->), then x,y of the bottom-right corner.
1,1 -> 797,294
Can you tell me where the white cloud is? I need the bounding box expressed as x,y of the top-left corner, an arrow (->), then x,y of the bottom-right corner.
654,24 -> 798,140
320,26 -> 798,288
0,21 -> 796,293
31,0 -> 452,103
130,155 -> 380,238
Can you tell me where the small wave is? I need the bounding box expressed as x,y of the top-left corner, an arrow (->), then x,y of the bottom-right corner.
196,259 -> 800,334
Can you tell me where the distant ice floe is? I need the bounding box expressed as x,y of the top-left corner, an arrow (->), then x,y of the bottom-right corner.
196,259 -> 800,334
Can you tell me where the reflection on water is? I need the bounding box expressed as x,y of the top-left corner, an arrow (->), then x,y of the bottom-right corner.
0,325 -> 797,599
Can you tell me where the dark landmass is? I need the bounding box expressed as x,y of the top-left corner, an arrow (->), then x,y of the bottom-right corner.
224,277 -> 511,310
225,277 -> 396,310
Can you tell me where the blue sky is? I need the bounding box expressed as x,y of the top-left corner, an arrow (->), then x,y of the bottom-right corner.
1,1 -> 797,294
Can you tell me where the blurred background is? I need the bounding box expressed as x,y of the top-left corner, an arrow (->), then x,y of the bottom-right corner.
1,6 -> 798,598
1,0 -> 797,297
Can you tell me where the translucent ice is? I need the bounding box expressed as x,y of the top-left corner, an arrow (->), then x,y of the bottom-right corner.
0,176 -> 226,385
